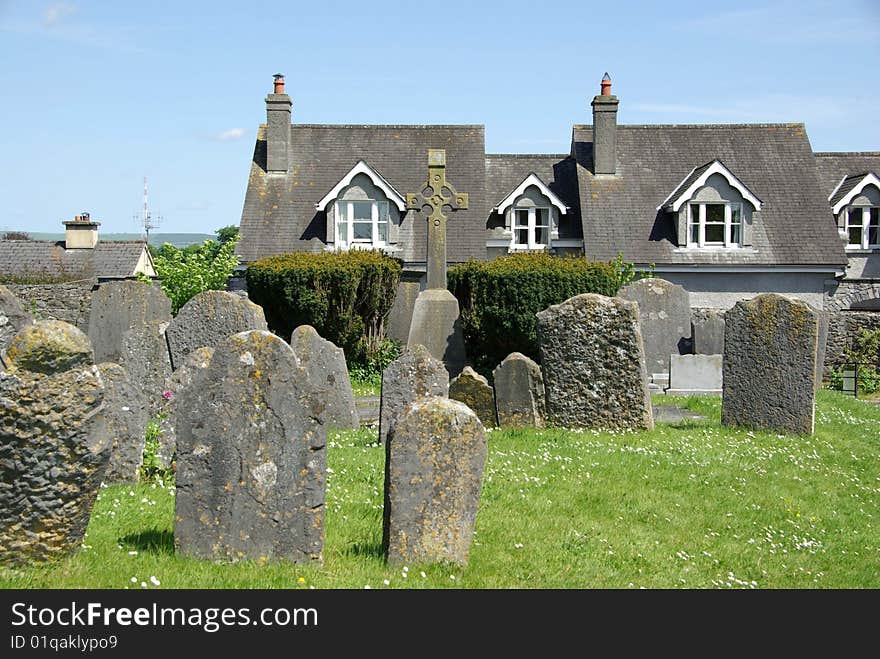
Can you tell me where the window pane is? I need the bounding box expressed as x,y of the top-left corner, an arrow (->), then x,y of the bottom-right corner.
336,222 -> 347,243
377,221 -> 388,243
705,204 -> 724,223
353,201 -> 372,221
869,209 -> 879,246
688,204 -> 700,245
535,208 -> 550,227
336,202 -> 348,221
690,222 -> 699,244
731,205 -> 741,224
535,226 -> 549,246
514,209 -> 529,228
705,223 -> 724,243
353,221 -> 372,241
377,201 -> 388,221
730,222 -> 741,245
848,225 -> 863,246
515,228 -> 528,245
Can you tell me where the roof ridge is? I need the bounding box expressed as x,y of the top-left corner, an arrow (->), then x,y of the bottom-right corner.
487,153 -> 570,159
573,122 -> 807,130
815,151 -> 880,157
291,123 -> 485,129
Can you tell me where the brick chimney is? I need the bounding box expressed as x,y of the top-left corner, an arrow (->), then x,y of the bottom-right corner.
591,72 -> 619,176
63,212 -> 100,249
265,73 -> 291,173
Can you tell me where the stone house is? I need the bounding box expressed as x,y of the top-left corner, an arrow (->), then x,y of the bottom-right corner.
236,74 -> 877,348
0,213 -> 156,329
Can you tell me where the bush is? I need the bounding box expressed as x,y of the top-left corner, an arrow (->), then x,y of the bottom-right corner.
246,250 -> 401,366
828,328 -> 880,394
150,236 -> 240,314
448,252 -> 643,373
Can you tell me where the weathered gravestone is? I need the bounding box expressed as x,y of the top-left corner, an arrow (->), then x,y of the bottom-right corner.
666,354 -> 722,395
379,344 -> 449,444
0,285 -> 33,354
450,366 -> 498,428
383,397 -> 487,566
158,347 -> 214,469
98,362 -> 149,482
537,294 -> 653,430
619,277 -> 692,377
165,290 -> 268,370
174,331 -> 326,563
815,308 -> 829,391
87,280 -> 171,363
492,352 -> 546,429
290,325 -> 359,430
722,293 -> 819,435
692,309 -> 725,355
120,320 -> 172,417
0,321 -> 110,565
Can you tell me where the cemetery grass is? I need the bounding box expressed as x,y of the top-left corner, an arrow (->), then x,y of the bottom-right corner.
1,390 -> 878,589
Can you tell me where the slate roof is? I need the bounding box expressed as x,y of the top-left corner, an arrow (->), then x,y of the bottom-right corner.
815,152 -> 880,201
0,240 -> 148,281
484,154 -> 583,239
572,123 -> 847,267
237,124 -> 488,264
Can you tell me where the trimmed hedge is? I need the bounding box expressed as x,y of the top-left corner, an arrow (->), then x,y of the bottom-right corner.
448,253 -> 626,372
245,250 -> 401,365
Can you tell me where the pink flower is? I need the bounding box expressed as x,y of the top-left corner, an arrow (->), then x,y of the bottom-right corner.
162,390 -> 173,401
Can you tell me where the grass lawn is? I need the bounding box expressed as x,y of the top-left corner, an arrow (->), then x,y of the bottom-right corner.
1,390 -> 877,589
350,375 -> 380,398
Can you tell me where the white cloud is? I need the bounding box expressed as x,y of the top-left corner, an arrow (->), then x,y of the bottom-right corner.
43,2 -> 76,27
216,128 -> 246,142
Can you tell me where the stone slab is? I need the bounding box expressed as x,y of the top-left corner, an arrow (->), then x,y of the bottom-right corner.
407,288 -> 466,378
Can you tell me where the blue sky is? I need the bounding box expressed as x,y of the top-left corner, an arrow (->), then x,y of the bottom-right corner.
1,0 -> 878,234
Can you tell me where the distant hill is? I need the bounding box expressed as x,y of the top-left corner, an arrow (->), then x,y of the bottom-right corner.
21,232 -> 216,248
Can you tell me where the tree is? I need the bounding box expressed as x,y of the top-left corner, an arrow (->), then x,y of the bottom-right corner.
151,236 -> 240,314
215,225 -> 239,246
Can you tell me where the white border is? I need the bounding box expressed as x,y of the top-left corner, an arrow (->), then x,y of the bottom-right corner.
830,172 -> 880,215
315,160 -> 406,212
492,173 -> 568,215
657,160 -> 763,212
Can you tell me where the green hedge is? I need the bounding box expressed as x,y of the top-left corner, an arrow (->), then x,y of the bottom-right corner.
245,250 -> 401,365
448,253 -> 628,372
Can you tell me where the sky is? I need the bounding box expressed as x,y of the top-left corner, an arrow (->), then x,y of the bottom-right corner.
1,0 -> 878,235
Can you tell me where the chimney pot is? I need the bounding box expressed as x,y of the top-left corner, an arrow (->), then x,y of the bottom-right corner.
273,73 -> 285,94
600,72 -> 612,96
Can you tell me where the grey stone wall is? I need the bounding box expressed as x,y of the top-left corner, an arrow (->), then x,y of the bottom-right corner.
8,280 -> 96,331
657,271 -> 828,310
826,311 -> 880,368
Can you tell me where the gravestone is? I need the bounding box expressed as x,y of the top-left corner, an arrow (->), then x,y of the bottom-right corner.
815,309 -> 829,391
120,320 -> 172,417
98,362 -> 149,482
379,345 -> 449,444
537,294 -> 653,430
450,366 -> 498,428
493,352 -> 546,429
87,280 -> 171,363
158,347 -> 214,469
174,331 -> 326,563
405,149 -> 468,377
619,277 -> 691,376
0,321 -> 110,565
388,280 -> 421,343
290,325 -> 359,429
0,285 -> 33,354
165,290 -> 267,370
383,397 -> 487,567
692,309 -> 725,355
666,354 -> 722,395
722,293 -> 819,435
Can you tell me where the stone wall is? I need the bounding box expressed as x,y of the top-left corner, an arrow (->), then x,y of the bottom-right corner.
8,280 -> 97,332
826,311 -> 880,368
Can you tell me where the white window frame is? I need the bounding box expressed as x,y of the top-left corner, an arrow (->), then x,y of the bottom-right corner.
510,206 -> 552,250
845,206 -> 880,250
687,202 -> 743,248
335,200 -> 389,248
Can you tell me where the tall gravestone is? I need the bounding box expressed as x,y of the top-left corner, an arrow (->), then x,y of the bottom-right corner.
165,290 -> 268,370
692,309 -> 725,355
290,325 -> 359,430
722,293 -> 819,435
450,366 -> 498,428
378,345 -> 449,444
0,321 -> 110,565
383,397 -> 487,567
405,149 -> 468,377
87,280 -> 171,363
174,331 -> 327,563
537,294 -> 653,430
0,285 -> 33,354
98,362 -> 149,482
619,277 -> 691,377
158,347 -> 214,469
493,352 -> 546,429
120,320 -> 172,417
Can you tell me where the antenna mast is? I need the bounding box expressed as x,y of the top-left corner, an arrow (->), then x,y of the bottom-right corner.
135,176 -> 161,239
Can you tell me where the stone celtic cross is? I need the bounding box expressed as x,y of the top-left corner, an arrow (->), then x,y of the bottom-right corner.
406,149 -> 468,290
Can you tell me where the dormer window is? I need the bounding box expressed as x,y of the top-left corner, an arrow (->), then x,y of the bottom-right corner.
492,172 -> 568,253
829,172 -> 880,251
513,207 -> 551,249
688,202 -> 743,247
845,206 -> 880,249
336,200 -> 390,246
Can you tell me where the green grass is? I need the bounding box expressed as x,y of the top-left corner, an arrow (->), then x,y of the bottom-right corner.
350,375 -> 380,397
2,391 -> 878,589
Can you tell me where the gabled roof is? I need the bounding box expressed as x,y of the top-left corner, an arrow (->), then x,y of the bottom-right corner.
0,240 -> 150,281
658,159 -> 763,212
815,152 -> 880,200
492,171 -> 569,215
314,160 -> 406,212
573,123 -> 846,267
827,171 -> 880,214
237,124 -> 488,263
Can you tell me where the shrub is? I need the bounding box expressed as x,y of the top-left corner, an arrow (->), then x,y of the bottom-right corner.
151,236 -> 240,314
246,250 -> 401,366
140,418 -> 173,486
448,252 -> 643,372
828,328 -> 880,394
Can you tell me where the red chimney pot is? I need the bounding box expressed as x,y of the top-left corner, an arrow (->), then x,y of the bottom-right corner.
273,73 -> 285,94
600,72 -> 612,96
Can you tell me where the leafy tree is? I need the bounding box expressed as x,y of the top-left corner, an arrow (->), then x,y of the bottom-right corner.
151,236 -> 240,314
215,225 -> 239,246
